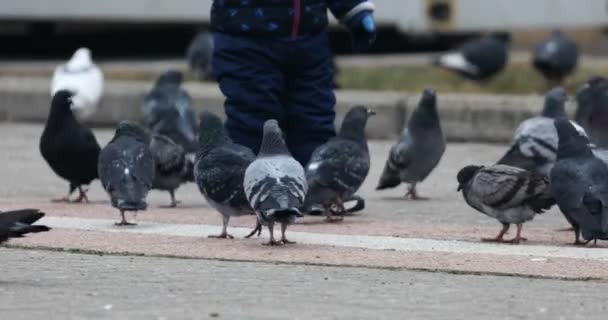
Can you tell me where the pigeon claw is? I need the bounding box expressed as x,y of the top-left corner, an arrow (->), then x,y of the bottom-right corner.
263,240 -> 283,246
114,221 -> 137,226
481,237 -> 506,243
325,215 -> 344,223
281,238 -> 296,245
209,233 -> 234,239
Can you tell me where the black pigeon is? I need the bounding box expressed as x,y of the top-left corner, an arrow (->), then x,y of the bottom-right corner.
575,76 -> 608,148
142,70 -> 198,153
187,31 -> 214,81
40,90 -> 101,203
377,89 -> 445,199
497,87 -> 586,177
550,119 -> 608,245
433,33 -> 510,81
244,120 -> 307,246
0,209 -> 50,244
98,122 -> 155,226
150,134 -> 193,208
533,30 -> 579,87
303,106 -> 374,221
457,164 -> 553,244
195,111 -> 258,239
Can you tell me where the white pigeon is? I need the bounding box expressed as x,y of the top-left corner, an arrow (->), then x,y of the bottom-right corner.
51,48 -> 104,119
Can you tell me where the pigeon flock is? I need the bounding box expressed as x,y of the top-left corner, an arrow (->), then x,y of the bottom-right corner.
5,31 -> 607,248
434,30 -> 580,85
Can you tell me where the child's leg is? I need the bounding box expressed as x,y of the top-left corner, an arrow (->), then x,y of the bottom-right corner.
284,33 -> 337,165
212,33 -> 286,154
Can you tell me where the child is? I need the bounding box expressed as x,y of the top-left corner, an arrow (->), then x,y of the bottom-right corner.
211,0 -> 376,165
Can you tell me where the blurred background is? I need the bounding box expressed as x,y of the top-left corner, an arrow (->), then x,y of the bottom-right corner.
0,0 -> 607,94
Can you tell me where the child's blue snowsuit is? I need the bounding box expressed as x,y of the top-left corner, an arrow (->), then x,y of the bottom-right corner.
211,0 -> 375,165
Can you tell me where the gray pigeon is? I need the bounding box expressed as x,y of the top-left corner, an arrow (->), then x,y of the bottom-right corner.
142,70 -> 198,153
377,89 -> 445,199
303,106 -> 374,221
550,119 -> 608,245
575,76 -> 608,148
533,30 -> 579,87
244,120 -> 307,246
433,33 -> 510,81
457,164 -> 554,243
497,87 -> 586,177
98,122 -> 155,226
150,134 -> 193,208
0,209 -> 50,244
187,31 -> 214,81
195,111 -> 258,239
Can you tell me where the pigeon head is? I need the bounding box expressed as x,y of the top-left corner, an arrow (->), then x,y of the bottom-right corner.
114,121 -> 151,145
410,88 -> 440,129
49,90 -> 77,118
66,47 -> 93,70
457,165 -> 483,191
541,87 -> 568,118
258,119 -> 289,156
338,105 -> 375,143
156,70 -> 183,87
198,111 -> 230,153
555,119 -> 592,159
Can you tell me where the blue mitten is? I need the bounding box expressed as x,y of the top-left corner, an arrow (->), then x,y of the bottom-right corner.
347,10 -> 376,52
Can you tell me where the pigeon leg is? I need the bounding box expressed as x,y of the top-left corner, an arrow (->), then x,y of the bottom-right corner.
115,210 -> 137,226
161,190 -> 180,208
482,223 -> 510,242
245,219 -> 263,239
52,184 -> 77,202
263,223 -> 282,246
71,186 -> 89,203
509,223 -> 528,244
280,223 -> 295,244
325,203 -> 344,223
209,215 -> 234,239
571,227 -> 589,246
406,184 -> 428,200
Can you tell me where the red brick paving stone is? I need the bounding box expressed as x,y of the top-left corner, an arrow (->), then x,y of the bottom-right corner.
0,198 -> 591,247
8,229 -> 608,280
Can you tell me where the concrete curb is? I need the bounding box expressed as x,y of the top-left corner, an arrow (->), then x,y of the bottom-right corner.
0,76 -> 576,142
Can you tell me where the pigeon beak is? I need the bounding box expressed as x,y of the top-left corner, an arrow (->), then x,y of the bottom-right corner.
367,109 -> 376,116
457,184 -> 462,192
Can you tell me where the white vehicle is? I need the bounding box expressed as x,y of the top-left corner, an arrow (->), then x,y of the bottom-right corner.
1,0 -> 607,33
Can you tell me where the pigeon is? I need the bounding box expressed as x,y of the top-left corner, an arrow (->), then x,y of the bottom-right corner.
377,89 -> 445,199
575,76 -> 608,148
187,31 -> 214,81
149,134 -> 194,208
40,90 -> 101,203
532,30 -> 579,87
550,119 -> 608,245
195,111 -> 258,239
497,87 -> 586,177
457,164 -> 554,243
51,47 -> 104,119
244,120 -> 307,245
98,122 -> 155,226
303,106 -> 374,221
142,70 -> 198,153
433,33 -> 509,81
0,209 -> 50,244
